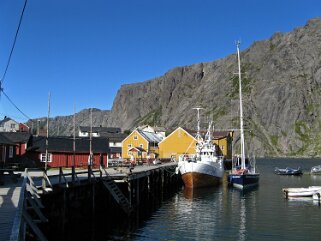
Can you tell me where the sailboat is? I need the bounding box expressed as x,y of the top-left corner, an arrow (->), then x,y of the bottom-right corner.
227,41 -> 260,189
176,108 -> 224,189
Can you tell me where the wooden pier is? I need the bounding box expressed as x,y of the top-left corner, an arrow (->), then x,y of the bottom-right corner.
0,177 -> 23,241
0,162 -> 180,241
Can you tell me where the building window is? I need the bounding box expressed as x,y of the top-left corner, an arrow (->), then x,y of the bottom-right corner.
128,151 -> 132,155
134,135 -> 138,140
128,144 -> 132,148
221,146 -> 224,150
40,153 -> 52,162
139,144 -> 143,148
11,124 -> 16,129
9,146 -> 13,158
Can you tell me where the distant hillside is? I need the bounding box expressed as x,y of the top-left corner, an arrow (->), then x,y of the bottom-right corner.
27,108 -> 111,136
29,18 -> 321,157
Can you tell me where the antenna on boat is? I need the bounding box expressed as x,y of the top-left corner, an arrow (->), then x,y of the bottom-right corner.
236,41 -> 246,169
193,107 -> 203,142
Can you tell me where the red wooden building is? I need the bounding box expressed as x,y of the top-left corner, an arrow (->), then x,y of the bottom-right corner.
26,136 -> 109,168
0,132 -> 31,167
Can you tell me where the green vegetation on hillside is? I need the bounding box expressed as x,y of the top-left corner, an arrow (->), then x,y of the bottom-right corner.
135,107 -> 162,127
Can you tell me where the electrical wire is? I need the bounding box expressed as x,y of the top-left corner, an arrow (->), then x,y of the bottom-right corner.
1,89 -> 33,121
0,0 -> 32,123
1,0 -> 28,85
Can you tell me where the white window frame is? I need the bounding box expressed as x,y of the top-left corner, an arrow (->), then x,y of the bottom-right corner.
9,146 -> 13,158
40,153 -> 52,162
134,135 -> 138,140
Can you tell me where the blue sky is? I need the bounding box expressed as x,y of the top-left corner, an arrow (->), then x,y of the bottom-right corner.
0,0 -> 320,122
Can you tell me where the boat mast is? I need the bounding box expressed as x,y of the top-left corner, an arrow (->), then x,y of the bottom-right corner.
237,41 -> 246,169
193,107 -> 203,142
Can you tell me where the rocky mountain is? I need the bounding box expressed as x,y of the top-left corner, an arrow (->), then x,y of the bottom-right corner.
27,108 -> 111,136
30,18 -> 321,157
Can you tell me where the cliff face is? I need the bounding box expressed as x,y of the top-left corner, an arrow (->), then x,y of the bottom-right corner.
34,18 -> 321,157
107,18 -> 321,157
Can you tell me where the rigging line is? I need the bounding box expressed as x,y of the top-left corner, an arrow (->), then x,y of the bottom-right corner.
1,89 -> 33,121
1,0 -> 28,85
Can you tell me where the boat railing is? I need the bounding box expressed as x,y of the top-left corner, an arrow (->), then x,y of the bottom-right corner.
178,154 -> 196,162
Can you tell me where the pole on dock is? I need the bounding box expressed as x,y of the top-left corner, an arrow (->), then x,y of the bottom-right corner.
42,92 -> 50,190
72,104 -> 76,182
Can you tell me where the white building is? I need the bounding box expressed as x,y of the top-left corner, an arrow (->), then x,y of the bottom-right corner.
0,117 -> 20,132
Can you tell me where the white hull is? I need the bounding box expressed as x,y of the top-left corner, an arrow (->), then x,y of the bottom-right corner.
177,159 -> 224,188
179,160 -> 224,178
283,186 -> 321,198
312,192 -> 321,201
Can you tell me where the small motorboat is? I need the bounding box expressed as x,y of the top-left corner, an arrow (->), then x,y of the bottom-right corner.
310,165 -> 321,175
274,167 -> 303,175
283,186 -> 321,199
313,191 -> 321,201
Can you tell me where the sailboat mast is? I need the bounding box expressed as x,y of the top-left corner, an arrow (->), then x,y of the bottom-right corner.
237,41 -> 246,168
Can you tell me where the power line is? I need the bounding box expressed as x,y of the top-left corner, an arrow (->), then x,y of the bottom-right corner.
1,89 -> 33,121
1,0 -> 28,85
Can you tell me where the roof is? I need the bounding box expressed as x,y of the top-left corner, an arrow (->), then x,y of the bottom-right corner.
213,131 -> 232,139
0,133 -> 15,145
154,126 -> 166,132
0,132 -> 31,143
137,129 -> 163,144
110,147 -> 121,153
0,117 -> 14,125
99,132 -> 127,142
129,147 -> 147,152
27,136 -> 109,153
79,126 -> 121,134
137,125 -> 166,133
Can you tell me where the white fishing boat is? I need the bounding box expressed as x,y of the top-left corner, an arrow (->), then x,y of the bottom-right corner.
310,165 -> 321,175
176,108 -> 224,189
283,186 -> 321,199
227,41 -> 260,189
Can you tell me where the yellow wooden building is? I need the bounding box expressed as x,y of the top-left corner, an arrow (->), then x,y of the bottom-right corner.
121,129 -> 163,160
158,127 -> 234,160
158,127 -> 197,160
213,131 -> 234,159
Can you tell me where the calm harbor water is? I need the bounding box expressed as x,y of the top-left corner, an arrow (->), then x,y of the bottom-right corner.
126,158 -> 321,241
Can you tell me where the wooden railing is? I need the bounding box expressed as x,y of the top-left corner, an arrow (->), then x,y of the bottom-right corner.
8,165 -> 119,241
10,169 -> 48,241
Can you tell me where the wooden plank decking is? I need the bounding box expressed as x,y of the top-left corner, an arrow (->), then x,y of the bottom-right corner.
0,177 -> 23,241
0,162 -> 178,241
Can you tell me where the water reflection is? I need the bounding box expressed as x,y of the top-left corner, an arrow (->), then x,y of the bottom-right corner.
183,186 -> 220,200
131,159 -> 321,241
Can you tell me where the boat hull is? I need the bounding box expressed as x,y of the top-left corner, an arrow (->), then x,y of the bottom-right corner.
283,186 -> 321,199
178,161 -> 224,189
228,173 -> 260,189
181,172 -> 221,188
274,167 -> 302,175
310,165 -> 321,175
